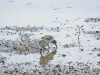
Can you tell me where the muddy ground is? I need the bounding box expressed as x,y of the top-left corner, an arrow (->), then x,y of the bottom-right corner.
0,19 -> 100,75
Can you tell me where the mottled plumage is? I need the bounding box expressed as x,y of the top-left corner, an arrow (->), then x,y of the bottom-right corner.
42,35 -> 53,43
39,40 -> 49,49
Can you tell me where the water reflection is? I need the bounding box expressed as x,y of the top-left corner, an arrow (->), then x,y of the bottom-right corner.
39,50 -> 57,67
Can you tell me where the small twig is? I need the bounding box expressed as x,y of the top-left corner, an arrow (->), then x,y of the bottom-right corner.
77,25 -> 84,51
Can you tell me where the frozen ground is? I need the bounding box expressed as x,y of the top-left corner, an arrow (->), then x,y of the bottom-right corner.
0,0 -> 100,74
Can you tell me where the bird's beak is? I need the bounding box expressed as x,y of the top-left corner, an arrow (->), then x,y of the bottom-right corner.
56,44 -> 57,49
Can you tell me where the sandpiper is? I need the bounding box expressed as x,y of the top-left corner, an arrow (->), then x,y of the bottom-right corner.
41,35 -> 57,48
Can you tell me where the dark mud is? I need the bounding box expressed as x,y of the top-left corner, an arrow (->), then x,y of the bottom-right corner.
85,17 -> 100,23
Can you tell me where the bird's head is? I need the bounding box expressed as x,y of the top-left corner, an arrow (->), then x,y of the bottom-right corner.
51,39 -> 57,48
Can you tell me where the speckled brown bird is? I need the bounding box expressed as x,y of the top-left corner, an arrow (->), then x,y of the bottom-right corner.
41,35 -> 57,48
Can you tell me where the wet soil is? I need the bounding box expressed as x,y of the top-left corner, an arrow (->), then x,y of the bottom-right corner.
0,23 -> 100,75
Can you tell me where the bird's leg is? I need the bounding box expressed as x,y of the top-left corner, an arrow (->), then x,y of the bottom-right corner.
43,48 -> 44,54
40,48 -> 42,54
40,51 -> 42,56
